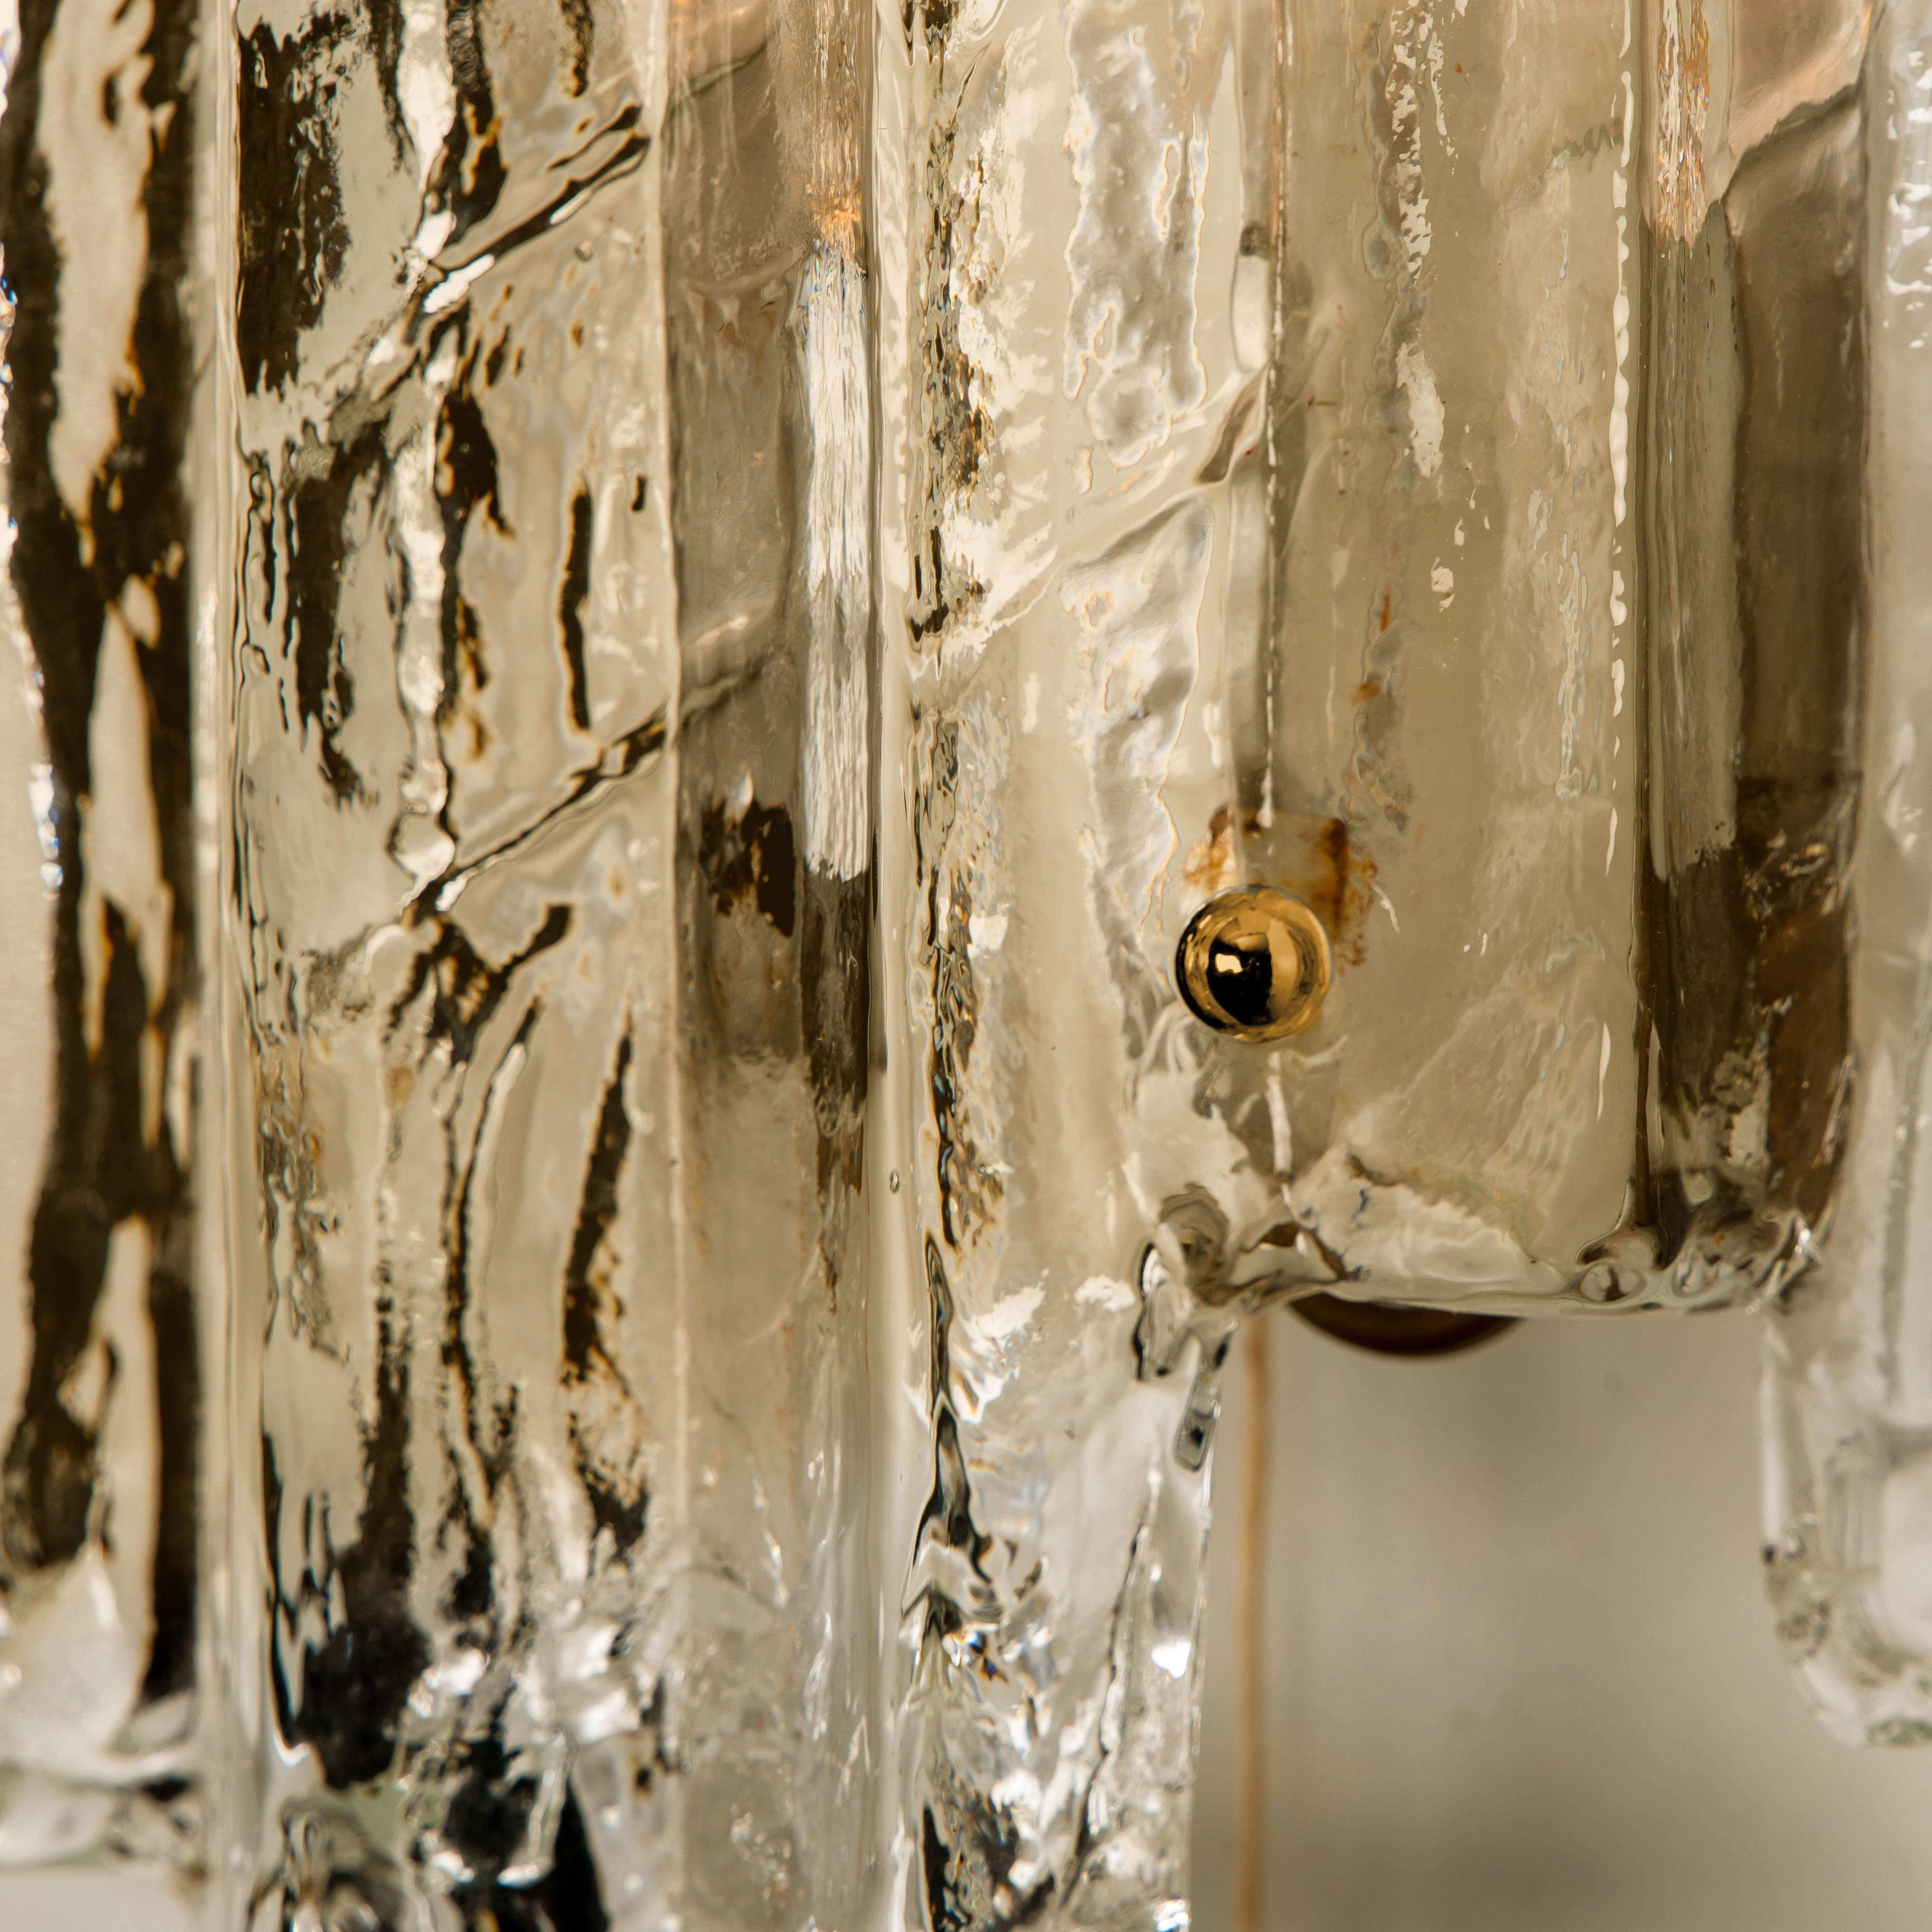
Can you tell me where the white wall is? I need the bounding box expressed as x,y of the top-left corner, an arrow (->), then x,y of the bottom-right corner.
1192,1308 -> 1932,1932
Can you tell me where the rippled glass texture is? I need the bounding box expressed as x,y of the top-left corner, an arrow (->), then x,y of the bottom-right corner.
0,0 -> 209,1879
219,0 -> 876,1924
0,0 -> 1924,1926
1759,0 -> 1932,1750
1095,0 -> 1868,1319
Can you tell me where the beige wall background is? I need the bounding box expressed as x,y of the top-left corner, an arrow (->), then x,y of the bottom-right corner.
1192,1309 -> 1932,1932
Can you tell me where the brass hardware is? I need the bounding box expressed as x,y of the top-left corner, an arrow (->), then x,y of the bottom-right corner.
1176,888 -> 1332,1041
1290,1294 -> 1516,1358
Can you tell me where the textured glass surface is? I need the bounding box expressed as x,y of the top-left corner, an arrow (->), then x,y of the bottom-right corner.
218,0 -> 875,1923
1159,0 -> 1867,1316
879,0 -> 1873,1345
1760,0 -> 1932,1750
0,0 -> 1920,1925
873,0 -> 1255,1914
0,0 -> 208,1878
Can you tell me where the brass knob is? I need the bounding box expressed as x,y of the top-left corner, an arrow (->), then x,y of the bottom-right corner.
1175,888 -> 1331,1041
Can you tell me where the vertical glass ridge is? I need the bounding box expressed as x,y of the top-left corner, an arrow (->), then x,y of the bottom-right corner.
222,0 -> 685,1918
0,0 -> 206,1874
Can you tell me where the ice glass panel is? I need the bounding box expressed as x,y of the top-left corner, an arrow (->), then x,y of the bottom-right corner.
1759,0 -> 1932,1749
1139,0 -> 1866,1316
0,0 -> 210,1890
218,0 -> 872,1921
872,0 -> 1294,1910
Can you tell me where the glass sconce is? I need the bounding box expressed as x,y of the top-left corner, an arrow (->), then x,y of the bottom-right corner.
0,0 -> 1925,1925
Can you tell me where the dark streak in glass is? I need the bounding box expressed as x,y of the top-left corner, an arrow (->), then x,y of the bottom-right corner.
560,485 -> 595,732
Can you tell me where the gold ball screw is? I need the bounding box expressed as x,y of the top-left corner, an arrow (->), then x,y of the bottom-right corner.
1176,888 -> 1332,1042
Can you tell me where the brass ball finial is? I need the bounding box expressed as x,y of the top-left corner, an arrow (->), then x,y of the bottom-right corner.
1176,888 -> 1331,1041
